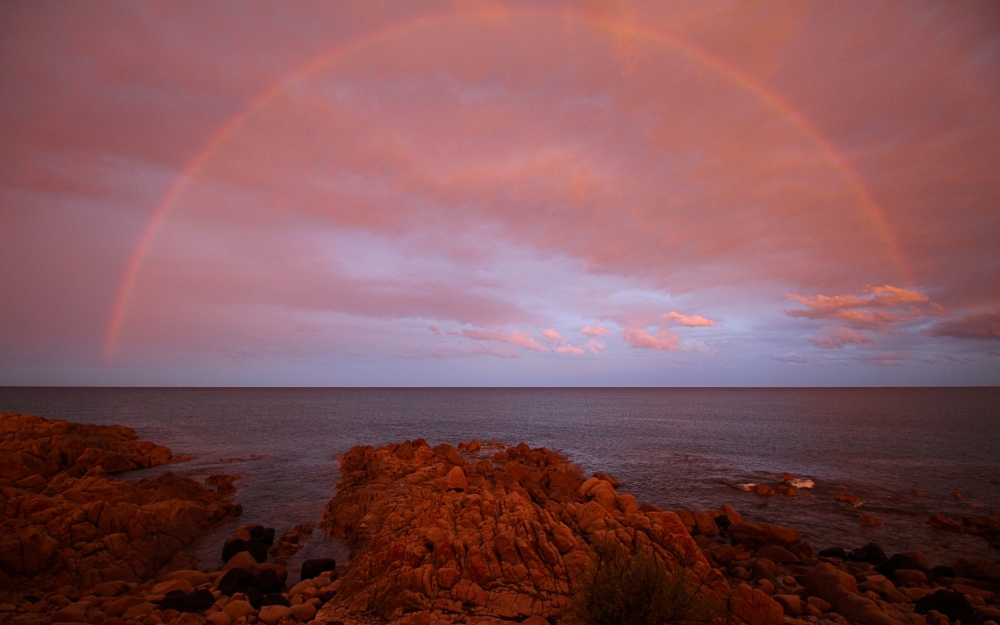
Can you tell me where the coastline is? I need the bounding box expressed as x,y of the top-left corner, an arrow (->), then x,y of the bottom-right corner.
1,413 -> 998,625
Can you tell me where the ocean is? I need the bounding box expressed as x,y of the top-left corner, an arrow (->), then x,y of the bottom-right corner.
1,387 -> 997,571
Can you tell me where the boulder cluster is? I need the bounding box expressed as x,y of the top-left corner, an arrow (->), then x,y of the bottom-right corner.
0,413 -> 241,622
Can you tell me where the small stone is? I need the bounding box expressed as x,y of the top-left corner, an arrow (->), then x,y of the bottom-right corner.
121,602 -> 157,620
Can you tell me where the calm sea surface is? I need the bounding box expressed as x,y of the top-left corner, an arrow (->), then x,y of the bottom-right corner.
1,388 -> 998,569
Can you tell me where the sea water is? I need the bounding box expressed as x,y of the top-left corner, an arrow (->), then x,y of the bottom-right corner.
1,387 -> 997,569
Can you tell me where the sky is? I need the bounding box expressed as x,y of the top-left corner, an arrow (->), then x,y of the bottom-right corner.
1,1 -> 999,386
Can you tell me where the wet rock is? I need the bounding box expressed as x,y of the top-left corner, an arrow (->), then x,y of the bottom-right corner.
301,558 -> 337,581
859,514 -> 883,527
728,522 -> 802,549
847,542 -> 888,566
818,547 -> 848,560
158,588 -> 214,612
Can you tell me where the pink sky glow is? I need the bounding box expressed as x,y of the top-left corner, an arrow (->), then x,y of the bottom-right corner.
1,1 -> 998,385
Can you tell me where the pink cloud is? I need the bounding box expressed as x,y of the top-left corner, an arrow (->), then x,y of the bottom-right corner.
927,310 -> 1000,340
622,327 -> 680,350
556,344 -> 585,354
459,328 -> 550,352
810,327 -> 877,349
542,328 -> 563,339
785,285 -> 941,330
583,340 -> 605,354
662,311 -> 717,327
581,325 -> 612,337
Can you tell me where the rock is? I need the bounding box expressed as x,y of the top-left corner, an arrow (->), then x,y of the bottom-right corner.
728,522 -> 802,549
0,413 -> 239,593
848,543 -> 888,565
222,537 -> 268,563
261,592 -> 291,606
894,569 -> 929,585
223,599 -> 257,620
754,545 -> 800,564
722,504 -> 743,525
728,582 -> 784,625
292,602 -> 317,621
835,492 -> 862,506
217,567 -> 257,596
818,547 -> 848,560
222,550 -> 258,571
254,563 -> 288,585
693,510 -> 720,536
807,597 -> 833,613
162,569 -> 213,588
300,558 -> 337,581
773,594 -> 803,616
318,441 -> 725,622
593,471 -> 621,487
859,514 -> 884,527
443,465 -> 468,491
805,563 -> 859,605
836,593 -> 902,625
253,567 -> 282,593
711,544 -> 738,565
258,604 -> 293,625
521,617 -> 551,625
158,589 -> 215,612
206,612 -> 232,625
152,579 -> 196,595
121,602 -> 157,619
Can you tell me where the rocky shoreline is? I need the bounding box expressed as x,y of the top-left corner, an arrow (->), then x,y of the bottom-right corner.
1,414 -> 998,625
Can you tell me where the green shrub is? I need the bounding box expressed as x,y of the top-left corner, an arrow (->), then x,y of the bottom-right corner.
579,539 -> 723,625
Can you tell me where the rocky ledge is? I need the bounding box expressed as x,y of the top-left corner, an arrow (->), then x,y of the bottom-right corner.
0,412 -> 241,617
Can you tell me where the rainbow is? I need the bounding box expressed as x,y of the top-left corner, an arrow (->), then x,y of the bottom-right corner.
103,7 -> 911,359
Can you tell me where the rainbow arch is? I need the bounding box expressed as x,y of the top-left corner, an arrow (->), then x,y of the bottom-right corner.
103,6 -> 911,359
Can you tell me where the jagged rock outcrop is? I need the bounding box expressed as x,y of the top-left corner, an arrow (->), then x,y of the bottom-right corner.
319,440 -> 741,624
0,413 -> 241,594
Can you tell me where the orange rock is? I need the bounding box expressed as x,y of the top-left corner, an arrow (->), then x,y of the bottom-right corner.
443,466 -> 468,491
835,492 -> 862,506
859,514 -> 884,527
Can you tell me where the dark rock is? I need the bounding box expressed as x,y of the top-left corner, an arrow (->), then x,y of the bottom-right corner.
244,587 -> 263,609
876,553 -> 926,578
319,590 -> 337,603
818,547 -> 848,559
847,542 -> 887,565
914,590 -> 983,625
715,515 -> 732,530
158,589 -> 215,612
260,593 -> 291,607
222,537 -> 269,563
931,565 -> 957,580
254,568 -> 281,593
218,567 -> 257,596
301,557 -> 337,581
250,525 -> 275,546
